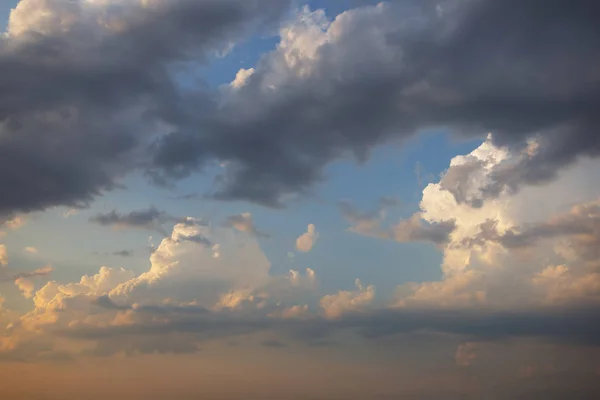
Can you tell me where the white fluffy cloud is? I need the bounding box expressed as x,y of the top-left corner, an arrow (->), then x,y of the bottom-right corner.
393,135 -> 600,309
16,218 -> 319,338
320,279 -> 374,319
296,223 -> 318,252
109,218 -> 271,307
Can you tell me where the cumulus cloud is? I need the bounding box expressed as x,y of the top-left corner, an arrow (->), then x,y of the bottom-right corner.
1,0 -> 598,215
1,265 -> 53,300
0,0 -> 291,216
153,0 -> 600,207
392,135 -> 600,309
223,212 -> 270,237
320,279 -> 375,319
295,223 -> 318,252
0,216 -> 25,237
9,218 -> 318,346
274,304 -> 310,319
1,129 -> 600,366
340,200 -> 455,245
14,278 -> 35,299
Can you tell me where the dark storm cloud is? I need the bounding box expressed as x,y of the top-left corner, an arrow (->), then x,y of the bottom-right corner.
3,0 -> 599,212
0,0 -> 291,216
152,0 -> 600,207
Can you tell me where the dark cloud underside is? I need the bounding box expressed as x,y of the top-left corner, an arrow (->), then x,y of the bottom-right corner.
1,0 -> 599,212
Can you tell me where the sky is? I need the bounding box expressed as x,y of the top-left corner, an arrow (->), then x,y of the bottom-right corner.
0,0 -> 599,399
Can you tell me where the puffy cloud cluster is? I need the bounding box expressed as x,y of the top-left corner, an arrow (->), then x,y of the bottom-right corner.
0,0 -> 290,216
295,223 -> 318,252
155,0 -> 600,207
392,135 -> 600,309
0,240 -> 53,300
1,131 -> 600,362
224,212 -> 269,238
2,0 -> 598,216
0,218 -> 323,356
338,134 -> 600,311
0,216 -> 25,238
320,279 -> 375,319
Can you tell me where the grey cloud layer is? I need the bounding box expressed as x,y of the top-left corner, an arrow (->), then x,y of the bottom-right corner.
1,0 -> 599,213
153,0 -> 600,206
0,0 -> 290,215
62,303 -> 600,348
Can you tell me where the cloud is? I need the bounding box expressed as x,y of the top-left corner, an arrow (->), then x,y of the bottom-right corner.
339,196 -> 398,237
62,209 -> 79,218
340,201 -> 455,245
3,130 -> 600,361
296,223 -> 318,252
24,247 -> 38,255
1,265 -> 53,300
1,0 -> 598,214
112,249 -> 133,257
454,341 -> 482,367
151,0 -> 600,207
53,304 -> 600,351
392,136 -> 600,308
0,218 -> 325,359
0,245 -> 7,267
90,207 -> 173,234
0,216 -> 25,237
0,0 -> 291,216
170,192 -> 201,201
14,278 -> 35,299
229,67 -> 255,89
15,218 -> 316,338
273,304 -> 310,320
320,279 -> 375,319
223,212 -> 270,237
1,265 -> 54,283
2,217 -> 25,230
